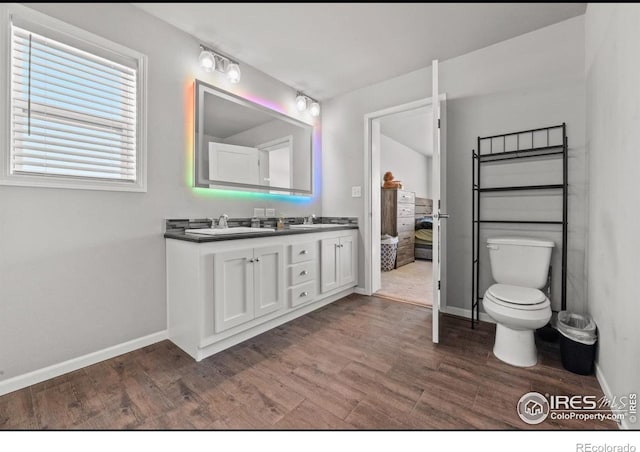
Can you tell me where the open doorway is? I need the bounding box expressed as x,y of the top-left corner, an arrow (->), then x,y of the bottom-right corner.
375,106 -> 434,306
362,93 -> 447,315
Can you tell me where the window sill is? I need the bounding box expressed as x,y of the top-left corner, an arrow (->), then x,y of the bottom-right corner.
0,173 -> 147,193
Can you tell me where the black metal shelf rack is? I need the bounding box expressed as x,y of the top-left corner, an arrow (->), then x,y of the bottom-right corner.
471,123 -> 568,328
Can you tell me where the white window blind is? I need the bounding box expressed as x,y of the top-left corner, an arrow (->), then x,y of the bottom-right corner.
10,24 -> 138,182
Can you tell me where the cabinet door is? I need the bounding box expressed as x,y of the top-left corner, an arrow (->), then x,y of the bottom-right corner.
214,248 -> 255,333
338,234 -> 357,287
320,237 -> 340,293
253,245 -> 285,318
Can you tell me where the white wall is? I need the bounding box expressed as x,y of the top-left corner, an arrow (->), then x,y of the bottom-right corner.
0,3 -> 321,383
380,134 -> 430,199
585,4 -> 640,428
323,16 -> 586,313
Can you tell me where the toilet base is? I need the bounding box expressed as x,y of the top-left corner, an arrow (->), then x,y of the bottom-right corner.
493,323 -> 538,367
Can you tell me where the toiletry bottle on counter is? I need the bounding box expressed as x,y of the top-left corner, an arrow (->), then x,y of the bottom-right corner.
251,217 -> 260,228
277,216 -> 284,230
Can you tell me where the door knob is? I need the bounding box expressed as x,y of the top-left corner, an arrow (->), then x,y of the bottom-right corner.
433,212 -> 450,220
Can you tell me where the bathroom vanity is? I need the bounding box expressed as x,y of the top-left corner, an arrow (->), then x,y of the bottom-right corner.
165,224 -> 358,361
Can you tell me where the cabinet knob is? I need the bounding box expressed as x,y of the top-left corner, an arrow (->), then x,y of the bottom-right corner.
300,291 -> 309,297
255,258 -> 260,263
300,270 -> 309,276
300,250 -> 308,255
247,258 -> 254,263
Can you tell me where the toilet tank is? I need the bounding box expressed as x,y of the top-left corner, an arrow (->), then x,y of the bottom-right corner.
487,237 -> 554,289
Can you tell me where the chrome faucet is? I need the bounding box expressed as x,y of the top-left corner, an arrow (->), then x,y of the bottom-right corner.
304,214 -> 316,225
217,214 -> 229,229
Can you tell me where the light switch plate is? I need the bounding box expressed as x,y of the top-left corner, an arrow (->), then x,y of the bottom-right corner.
265,208 -> 276,217
352,186 -> 362,198
253,208 -> 265,218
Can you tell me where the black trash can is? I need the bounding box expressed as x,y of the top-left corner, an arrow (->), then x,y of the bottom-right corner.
557,311 -> 597,375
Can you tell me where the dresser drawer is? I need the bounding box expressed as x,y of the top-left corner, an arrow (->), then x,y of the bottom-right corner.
289,281 -> 316,308
398,231 -> 415,248
397,190 -> 415,204
396,244 -> 415,267
397,217 -> 415,233
289,261 -> 315,286
290,242 -> 315,264
397,203 -> 415,218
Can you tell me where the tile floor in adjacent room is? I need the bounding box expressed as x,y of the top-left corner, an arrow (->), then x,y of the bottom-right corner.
0,294 -> 616,430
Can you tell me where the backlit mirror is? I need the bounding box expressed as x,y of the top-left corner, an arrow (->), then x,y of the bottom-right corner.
194,80 -> 313,195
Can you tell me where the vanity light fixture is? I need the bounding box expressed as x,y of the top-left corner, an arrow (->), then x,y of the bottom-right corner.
295,92 -> 320,117
295,94 -> 308,112
199,44 -> 242,84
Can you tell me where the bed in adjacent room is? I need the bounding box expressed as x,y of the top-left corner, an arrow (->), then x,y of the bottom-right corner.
415,197 -> 433,260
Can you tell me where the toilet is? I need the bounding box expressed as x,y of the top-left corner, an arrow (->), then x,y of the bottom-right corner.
482,237 -> 554,367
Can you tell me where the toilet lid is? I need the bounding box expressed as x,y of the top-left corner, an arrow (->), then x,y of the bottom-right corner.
487,284 -> 546,306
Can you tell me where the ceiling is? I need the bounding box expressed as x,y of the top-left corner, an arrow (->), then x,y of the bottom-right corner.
134,3 -> 586,100
381,106 -> 433,156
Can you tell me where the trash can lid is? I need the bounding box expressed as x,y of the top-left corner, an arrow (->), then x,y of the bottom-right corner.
557,311 -> 597,345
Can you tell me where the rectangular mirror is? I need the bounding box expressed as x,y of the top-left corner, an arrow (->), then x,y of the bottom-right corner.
194,80 -> 313,195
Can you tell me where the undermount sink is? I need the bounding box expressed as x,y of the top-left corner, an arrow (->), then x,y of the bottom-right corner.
185,227 -> 275,235
289,224 -> 345,229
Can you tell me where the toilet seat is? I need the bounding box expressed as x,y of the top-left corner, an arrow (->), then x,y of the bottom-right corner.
485,284 -> 550,311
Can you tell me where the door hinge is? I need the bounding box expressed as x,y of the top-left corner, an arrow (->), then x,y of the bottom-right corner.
437,118 -> 441,129
438,280 -> 441,290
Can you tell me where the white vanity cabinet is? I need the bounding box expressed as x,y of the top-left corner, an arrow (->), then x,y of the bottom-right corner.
320,233 -> 357,294
213,245 -> 285,333
166,228 -> 358,361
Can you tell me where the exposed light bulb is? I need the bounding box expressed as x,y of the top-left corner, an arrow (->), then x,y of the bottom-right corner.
309,101 -> 320,117
295,94 -> 308,112
226,63 -> 241,84
198,50 -> 215,72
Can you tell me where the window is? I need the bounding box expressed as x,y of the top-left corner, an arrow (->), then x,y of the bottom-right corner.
1,8 -> 147,191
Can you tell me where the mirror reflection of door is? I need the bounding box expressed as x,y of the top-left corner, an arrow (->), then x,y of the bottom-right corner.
258,136 -> 293,193
209,142 -> 260,185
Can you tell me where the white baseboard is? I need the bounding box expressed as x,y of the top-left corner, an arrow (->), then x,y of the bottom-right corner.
0,330 -> 168,397
595,363 -> 626,430
442,305 -> 495,324
354,287 -> 370,296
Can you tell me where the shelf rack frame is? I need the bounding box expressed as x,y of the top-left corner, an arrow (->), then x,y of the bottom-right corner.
471,123 -> 568,328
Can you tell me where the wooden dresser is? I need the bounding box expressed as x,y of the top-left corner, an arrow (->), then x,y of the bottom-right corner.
381,188 -> 415,268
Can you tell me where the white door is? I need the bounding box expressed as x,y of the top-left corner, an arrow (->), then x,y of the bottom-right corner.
214,248 -> 255,333
431,60 -> 447,343
338,234 -> 357,287
209,142 -> 259,185
253,245 -> 285,318
320,237 -> 340,293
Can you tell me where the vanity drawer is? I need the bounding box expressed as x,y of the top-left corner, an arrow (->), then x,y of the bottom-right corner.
289,281 -> 316,308
397,203 -> 415,218
289,261 -> 315,286
290,242 -> 315,264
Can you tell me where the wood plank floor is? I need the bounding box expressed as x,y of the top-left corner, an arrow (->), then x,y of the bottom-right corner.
0,294 -> 617,430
